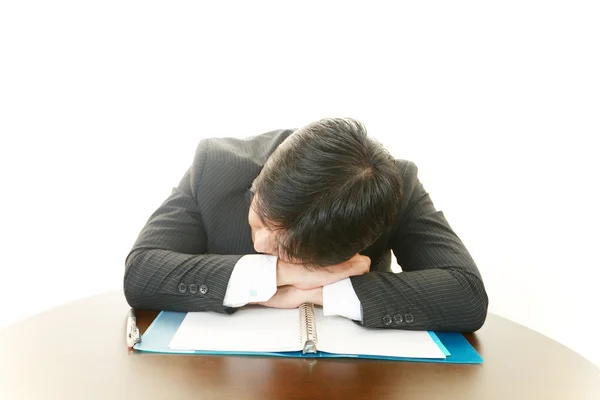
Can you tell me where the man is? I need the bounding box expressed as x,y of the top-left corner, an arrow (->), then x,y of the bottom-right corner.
124,118 -> 488,331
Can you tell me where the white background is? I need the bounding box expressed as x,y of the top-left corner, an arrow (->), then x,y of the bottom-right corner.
1,1 -> 598,367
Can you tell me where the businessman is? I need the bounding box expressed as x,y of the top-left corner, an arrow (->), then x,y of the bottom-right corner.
124,118 -> 488,331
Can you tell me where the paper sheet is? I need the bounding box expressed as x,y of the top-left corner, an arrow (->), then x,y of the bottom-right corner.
169,306 -> 302,352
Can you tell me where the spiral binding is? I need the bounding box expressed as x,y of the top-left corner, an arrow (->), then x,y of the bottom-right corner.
299,303 -> 318,354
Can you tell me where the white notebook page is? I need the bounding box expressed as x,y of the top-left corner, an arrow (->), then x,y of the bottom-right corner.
169,306 -> 302,352
314,308 -> 446,359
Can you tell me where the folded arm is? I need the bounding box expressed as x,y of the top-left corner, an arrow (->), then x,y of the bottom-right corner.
124,163 -> 246,312
350,162 -> 489,332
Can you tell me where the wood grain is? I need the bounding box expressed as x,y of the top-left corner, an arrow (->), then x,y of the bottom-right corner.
0,291 -> 599,400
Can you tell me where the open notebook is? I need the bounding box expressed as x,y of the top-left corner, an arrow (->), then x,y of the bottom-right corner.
168,303 -> 447,360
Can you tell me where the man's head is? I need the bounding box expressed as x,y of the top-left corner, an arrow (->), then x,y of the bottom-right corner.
249,118 -> 402,266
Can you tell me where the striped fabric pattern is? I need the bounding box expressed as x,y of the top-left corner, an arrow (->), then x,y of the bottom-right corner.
124,129 -> 488,332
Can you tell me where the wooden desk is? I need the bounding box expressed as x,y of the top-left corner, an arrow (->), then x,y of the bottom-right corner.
0,291 -> 599,399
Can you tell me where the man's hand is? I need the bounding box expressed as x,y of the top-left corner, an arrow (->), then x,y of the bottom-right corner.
258,286 -> 323,309
277,254 -> 371,290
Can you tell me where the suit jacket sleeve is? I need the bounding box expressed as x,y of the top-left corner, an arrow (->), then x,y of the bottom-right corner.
350,161 -> 489,332
123,140 -> 240,313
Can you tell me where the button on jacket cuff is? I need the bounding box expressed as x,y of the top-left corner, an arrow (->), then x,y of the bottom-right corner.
323,278 -> 363,322
223,254 -> 278,308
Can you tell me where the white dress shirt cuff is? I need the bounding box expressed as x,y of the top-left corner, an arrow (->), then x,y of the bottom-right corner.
323,278 -> 363,322
223,255 -> 278,308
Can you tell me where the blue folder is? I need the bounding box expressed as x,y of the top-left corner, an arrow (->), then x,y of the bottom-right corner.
134,311 -> 483,364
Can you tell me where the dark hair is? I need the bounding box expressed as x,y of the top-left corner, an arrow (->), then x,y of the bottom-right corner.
251,118 -> 402,266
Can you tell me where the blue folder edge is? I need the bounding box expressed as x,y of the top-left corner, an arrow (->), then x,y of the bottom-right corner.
134,311 -> 483,364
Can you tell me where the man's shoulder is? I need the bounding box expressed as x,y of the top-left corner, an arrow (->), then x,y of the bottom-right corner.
188,129 -> 295,191
395,158 -> 417,177
393,158 -> 421,212
198,129 -> 295,167
394,158 -> 418,188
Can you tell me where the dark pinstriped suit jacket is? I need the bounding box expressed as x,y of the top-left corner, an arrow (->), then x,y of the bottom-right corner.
124,129 -> 488,332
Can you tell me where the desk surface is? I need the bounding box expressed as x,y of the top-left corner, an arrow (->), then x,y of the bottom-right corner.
0,291 -> 599,400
